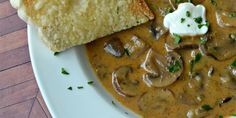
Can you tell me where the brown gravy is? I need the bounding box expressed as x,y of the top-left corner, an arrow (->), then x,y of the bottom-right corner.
86,0 -> 236,117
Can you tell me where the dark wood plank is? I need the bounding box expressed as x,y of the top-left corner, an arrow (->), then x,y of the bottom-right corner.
37,92 -> 52,118
0,99 -> 34,118
29,99 -> 48,118
0,80 -> 38,108
0,0 -> 8,4
0,14 -> 26,36
0,62 -> 34,90
0,45 -> 30,71
0,28 -> 27,53
0,1 -> 16,19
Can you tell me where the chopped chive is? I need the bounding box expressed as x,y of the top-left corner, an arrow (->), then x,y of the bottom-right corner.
88,81 -> 94,85
67,86 -> 73,90
187,24 -> 191,27
194,16 -> 203,24
54,52 -> 60,56
201,104 -> 213,111
124,48 -> 130,56
181,18 -> 186,23
61,68 -> 69,75
173,33 -> 181,44
77,86 -> 84,89
186,11 -> 191,17
232,114 -> 236,116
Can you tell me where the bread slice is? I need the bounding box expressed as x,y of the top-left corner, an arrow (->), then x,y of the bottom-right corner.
10,0 -> 154,52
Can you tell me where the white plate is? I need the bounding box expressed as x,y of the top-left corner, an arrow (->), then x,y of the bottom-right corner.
28,25 -> 140,118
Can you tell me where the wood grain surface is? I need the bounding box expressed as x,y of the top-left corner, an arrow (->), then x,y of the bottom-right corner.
0,1 -> 52,118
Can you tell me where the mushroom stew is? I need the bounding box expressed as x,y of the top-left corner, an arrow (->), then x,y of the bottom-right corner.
86,0 -> 236,117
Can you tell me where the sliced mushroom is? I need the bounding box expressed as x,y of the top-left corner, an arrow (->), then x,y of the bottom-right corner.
220,73 -> 236,90
165,34 -> 200,51
215,0 -> 236,28
124,35 -> 150,58
112,66 -> 140,97
216,10 -> 236,28
149,23 -> 167,40
178,93 -> 200,105
141,49 -> 183,87
206,32 -> 236,61
137,89 -> 175,112
104,37 -> 124,57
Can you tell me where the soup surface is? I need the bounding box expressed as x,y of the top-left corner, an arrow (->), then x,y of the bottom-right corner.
86,0 -> 236,117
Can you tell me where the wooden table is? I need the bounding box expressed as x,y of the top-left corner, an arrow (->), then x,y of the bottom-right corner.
0,1 -> 52,118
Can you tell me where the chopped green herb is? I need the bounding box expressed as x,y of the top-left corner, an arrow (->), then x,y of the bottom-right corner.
201,104 -> 213,111
187,24 -> 191,27
67,86 -> 73,90
190,53 -> 202,73
54,52 -> 60,56
232,114 -> 236,116
194,53 -> 202,63
186,11 -> 191,17
168,60 -> 182,73
88,81 -> 94,85
77,86 -> 84,89
61,68 -> 69,75
230,60 -> 236,68
173,33 -> 182,44
164,7 -> 174,15
229,12 -> 236,18
199,37 -> 208,44
175,0 -> 182,3
112,101 -> 116,106
210,0 -> 217,6
124,48 -> 130,56
219,115 -> 223,118
181,18 -> 186,23
194,16 -> 203,24
198,21 -> 209,29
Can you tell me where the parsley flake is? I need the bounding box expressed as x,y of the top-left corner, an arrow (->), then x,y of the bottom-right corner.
186,11 -> 191,17
194,16 -> 203,24
173,33 -> 182,44
61,68 -> 69,75
230,59 -> 236,68
88,81 -> 94,85
181,18 -> 186,23
168,60 -> 182,73
77,86 -> 84,89
67,86 -> 73,90
201,104 -> 213,111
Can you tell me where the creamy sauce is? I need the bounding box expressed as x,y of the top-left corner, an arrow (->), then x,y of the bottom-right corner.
86,0 -> 236,118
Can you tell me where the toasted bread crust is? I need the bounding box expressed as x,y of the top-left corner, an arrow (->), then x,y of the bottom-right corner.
10,0 -> 154,52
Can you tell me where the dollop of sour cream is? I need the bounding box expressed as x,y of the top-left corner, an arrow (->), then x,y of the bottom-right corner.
164,3 -> 208,36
